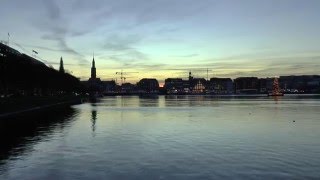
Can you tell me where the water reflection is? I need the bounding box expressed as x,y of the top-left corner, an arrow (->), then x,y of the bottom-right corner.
0,108 -> 78,171
91,110 -> 97,136
164,95 -> 210,107
1,96 -> 320,179
272,96 -> 281,104
139,95 -> 159,107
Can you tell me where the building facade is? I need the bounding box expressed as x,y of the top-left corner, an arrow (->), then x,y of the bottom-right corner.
137,78 -> 159,93
208,78 -> 233,94
234,77 -> 259,94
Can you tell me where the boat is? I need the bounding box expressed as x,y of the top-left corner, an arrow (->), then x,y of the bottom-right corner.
268,77 -> 284,96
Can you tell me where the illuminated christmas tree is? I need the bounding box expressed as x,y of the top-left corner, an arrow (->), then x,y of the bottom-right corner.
271,77 -> 283,96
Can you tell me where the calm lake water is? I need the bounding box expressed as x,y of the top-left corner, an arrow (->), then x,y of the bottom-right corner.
1,95 -> 320,179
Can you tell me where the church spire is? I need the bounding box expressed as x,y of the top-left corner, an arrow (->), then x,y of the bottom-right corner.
59,56 -> 65,73
91,53 -> 96,79
92,52 -> 95,68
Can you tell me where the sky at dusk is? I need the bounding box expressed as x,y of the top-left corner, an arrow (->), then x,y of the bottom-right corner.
1,0 -> 320,83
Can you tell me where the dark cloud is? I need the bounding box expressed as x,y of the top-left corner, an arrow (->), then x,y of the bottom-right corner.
17,42 -> 76,54
42,0 -> 61,20
7,0 -> 212,66
44,61 -> 87,66
26,0 -> 89,64
40,33 -> 88,63
68,0 -> 213,31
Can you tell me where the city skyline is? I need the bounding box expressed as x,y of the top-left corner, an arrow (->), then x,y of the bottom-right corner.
1,0 -> 320,83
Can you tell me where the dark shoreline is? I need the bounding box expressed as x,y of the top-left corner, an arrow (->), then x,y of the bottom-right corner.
104,93 -> 320,97
0,96 -> 83,120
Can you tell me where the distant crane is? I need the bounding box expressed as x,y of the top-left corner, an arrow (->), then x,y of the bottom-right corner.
206,68 -> 212,81
186,68 -> 213,80
115,70 -> 139,85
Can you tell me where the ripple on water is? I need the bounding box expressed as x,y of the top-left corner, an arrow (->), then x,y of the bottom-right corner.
1,96 -> 320,179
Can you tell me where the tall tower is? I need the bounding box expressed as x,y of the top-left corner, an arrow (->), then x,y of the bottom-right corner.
188,71 -> 193,81
188,71 -> 193,91
59,57 -> 65,73
91,55 -> 96,79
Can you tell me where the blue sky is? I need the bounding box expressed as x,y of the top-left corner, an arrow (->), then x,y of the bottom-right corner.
1,0 -> 320,83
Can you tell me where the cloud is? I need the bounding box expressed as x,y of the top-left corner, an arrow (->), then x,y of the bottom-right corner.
40,34 -> 88,63
101,34 -> 148,63
106,52 -> 320,78
3,0 -> 320,81
172,54 -> 199,58
42,0 -> 61,20
23,0 -> 89,64
17,42 -> 73,54
103,34 -> 142,51
9,0 -> 211,66
108,51 -> 148,62
67,0 -> 212,31
44,61 -> 87,66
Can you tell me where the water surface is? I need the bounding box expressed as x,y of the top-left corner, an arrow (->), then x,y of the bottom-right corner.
1,95 -> 320,179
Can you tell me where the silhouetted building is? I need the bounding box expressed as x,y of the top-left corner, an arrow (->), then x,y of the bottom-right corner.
59,57 -> 65,73
258,78 -> 273,93
164,78 -> 184,93
89,56 -> 98,81
87,55 -> 102,92
102,80 -> 117,93
137,78 -> 159,93
190,78 -> 207,93
164,72 -> 207,94
82,55 -> 117,94
234,77 -> 259,94
0,42 -> 82,97
188,71 -> 193,82
208,78 -> 233,94
0,42 -> 21,57
121,82 -> 137,93
188,72 -> 207,93
259,78 -> 267,93
279,75 -> 320,93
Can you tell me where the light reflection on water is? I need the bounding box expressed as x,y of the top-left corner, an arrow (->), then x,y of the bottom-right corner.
1,95 -> 320,179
